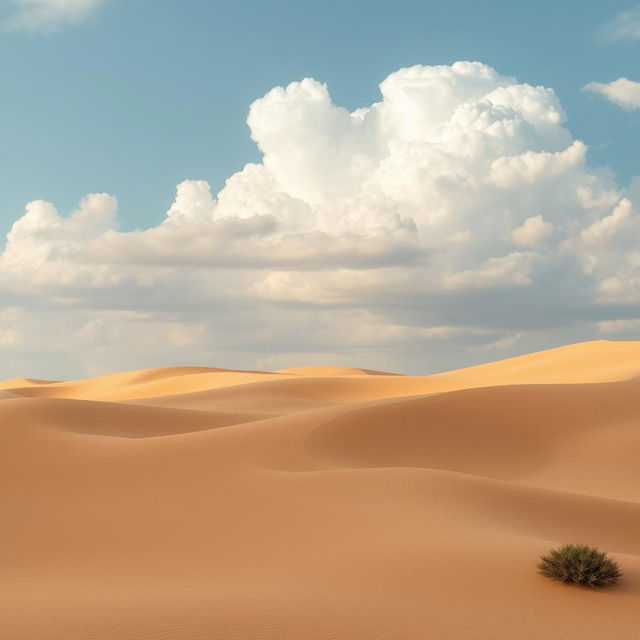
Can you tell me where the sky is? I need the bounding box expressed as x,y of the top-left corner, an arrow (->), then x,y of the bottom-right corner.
0,0 -> 639,378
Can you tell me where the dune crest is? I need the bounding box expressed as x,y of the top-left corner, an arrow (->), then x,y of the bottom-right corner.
2,339 -> 640,639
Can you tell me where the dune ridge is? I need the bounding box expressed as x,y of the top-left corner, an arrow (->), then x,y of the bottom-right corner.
2,340 -> 640,639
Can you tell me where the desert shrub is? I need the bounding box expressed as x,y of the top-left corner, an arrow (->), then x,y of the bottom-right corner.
537,543 -> 622,587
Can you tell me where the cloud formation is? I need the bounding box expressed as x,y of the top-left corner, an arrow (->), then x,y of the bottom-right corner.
584,78 -> 640,110
6,0 -> 106,32
598,4 -> 640,43
0,61 -> 638,377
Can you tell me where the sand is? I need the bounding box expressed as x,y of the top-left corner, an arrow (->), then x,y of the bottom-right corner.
2,339 -> 640,639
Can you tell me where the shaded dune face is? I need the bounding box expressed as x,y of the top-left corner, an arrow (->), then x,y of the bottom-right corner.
2,340 -> 640,639
0,397 -> 269,437
307,379 -> 640,483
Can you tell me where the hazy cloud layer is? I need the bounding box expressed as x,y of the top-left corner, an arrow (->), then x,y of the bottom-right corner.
1,61 -> 639,377
598,4 -> 640,43
6,0 -> 106,32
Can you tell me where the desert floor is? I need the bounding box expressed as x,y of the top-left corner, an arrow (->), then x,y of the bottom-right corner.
2,340 -> 640,639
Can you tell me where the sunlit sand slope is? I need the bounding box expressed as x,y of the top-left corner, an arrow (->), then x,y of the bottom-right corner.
2,340 -> 640,639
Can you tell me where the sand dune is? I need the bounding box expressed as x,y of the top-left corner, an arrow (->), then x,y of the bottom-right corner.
2,340 -> 640,638
276,365 -> 398,376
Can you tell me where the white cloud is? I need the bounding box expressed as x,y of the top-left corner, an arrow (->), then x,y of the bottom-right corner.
583,78 -> 640,110
511,215 -> 554,247
598,4 -> 640,43
441,253 -> 536,290
1,61 -> 640,377
489,141 -> 584,187
577,199 -> 632,247
6,0 -> 106,33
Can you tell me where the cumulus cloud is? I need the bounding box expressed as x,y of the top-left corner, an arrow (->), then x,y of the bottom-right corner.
1,61 -> 639,377
511,215 -> 554,247
6,0 -> 106,33
583,78 -> 640,110
598,4 -> 640,43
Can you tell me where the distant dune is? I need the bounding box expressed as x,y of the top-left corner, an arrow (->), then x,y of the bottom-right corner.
2,340 -> 640,639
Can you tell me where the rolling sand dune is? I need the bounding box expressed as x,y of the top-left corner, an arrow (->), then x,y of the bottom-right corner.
2,340 -> 640,638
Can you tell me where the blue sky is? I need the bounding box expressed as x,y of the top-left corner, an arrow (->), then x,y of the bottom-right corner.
0,0 -> 637,232
0,0 -> 639,378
